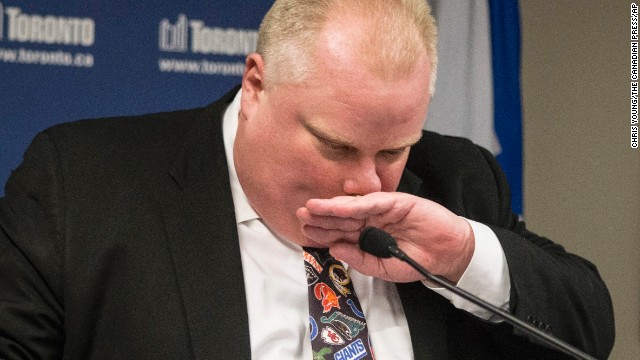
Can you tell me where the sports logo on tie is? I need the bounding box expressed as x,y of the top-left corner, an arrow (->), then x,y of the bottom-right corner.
306,265 -> 320,286
304,251 -> 324,273
310,316 -> 319,341
333,339 -> 368,360
321,326 -> 345,345
328,264 -> 351,296
314,283 -> 341,313
320,312 -> 365,340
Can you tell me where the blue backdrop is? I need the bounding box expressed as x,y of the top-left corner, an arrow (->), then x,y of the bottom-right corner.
1,0 -> 522,214
0,0 -> 273,195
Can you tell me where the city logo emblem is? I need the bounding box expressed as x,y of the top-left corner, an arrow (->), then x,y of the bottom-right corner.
320,312 -> 365,340
314,283 -> 341,313
328,264 -> 351,296
321,326 -> 345,345
158,13 -> 257,55
158,14 -> 188,52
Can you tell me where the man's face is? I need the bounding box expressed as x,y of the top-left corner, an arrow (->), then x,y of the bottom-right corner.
235,25 -> 432,247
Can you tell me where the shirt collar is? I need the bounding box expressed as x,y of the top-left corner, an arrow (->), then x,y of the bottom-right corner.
222,89 -> 261,224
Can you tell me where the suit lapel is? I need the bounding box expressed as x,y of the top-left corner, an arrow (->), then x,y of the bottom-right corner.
395,282 -> 449,359
157,88 -> 251,360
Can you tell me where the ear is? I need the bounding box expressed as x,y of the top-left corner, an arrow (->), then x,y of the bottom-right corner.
240,53 -> 266,121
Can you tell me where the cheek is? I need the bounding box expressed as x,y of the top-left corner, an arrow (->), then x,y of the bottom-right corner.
283,148 -> 345,195
378,158 -> 409,192
262,132 -> 343,200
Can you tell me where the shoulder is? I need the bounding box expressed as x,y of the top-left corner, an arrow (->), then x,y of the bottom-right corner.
406,131 -> 497,180
406,131 -> 501,191
405,131 -> 510,224
41,85 -> 240,163
44,107 -> 204,159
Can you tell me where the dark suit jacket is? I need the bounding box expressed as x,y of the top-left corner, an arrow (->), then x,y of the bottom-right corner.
0,87 -> 614,359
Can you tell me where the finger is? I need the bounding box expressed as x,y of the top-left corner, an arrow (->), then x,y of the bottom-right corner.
301,225 -> 361,246
330,242 -> 418,283
296,207 -> 366,231
305,193 -> 395,218
329,242 -> 368,267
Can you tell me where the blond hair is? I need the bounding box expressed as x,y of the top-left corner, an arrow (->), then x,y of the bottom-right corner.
256,0 -> 438,94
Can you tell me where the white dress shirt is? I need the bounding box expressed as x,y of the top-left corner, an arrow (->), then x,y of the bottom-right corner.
222,90 -> 510,359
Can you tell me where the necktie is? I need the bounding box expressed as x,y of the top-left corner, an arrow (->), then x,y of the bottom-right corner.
303,247 -> 374,360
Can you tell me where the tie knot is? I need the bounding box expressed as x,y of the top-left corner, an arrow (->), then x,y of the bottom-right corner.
302,247 -> 333,266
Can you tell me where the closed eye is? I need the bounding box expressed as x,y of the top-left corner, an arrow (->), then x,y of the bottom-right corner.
378,147 -> 409,162
382,148 -> 405,156
321,137 -> 354,152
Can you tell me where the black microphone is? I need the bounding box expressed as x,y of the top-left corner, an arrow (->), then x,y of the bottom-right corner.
358,226 -> 598,360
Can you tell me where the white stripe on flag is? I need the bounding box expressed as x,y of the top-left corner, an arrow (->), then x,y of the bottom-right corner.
425,0 -> 502,155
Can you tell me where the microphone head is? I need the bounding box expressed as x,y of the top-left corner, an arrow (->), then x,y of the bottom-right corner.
358,227 -> 397,258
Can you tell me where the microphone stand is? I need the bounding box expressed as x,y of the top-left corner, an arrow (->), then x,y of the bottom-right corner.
360,227 -> 598,360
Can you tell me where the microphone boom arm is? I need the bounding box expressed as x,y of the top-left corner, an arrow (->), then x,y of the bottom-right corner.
359,226 -> 598,360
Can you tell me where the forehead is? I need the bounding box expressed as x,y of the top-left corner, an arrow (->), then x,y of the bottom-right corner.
263,13 -> 432,148
268,72 -> 429,151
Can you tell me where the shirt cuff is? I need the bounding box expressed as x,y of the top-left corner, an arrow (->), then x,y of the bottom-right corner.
424,218 -> 511,321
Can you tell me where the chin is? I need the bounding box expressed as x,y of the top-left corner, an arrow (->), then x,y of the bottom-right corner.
280,226 -> 322,248
299,237 -> 328,248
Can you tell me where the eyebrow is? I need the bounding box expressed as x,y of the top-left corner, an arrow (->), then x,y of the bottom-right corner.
299,116 -> 423,150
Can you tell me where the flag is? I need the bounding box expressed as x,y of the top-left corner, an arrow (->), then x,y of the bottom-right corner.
426,0 -> 523,214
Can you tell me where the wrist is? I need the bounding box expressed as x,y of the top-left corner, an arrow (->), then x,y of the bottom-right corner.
447,217 -> 475,283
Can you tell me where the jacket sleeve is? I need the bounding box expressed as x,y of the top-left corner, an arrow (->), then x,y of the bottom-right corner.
477,146 -> 615,359
0,132 -> 66,359
405,132 -> 615,359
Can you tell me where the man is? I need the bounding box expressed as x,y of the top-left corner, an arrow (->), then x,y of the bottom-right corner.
0,0 -> 614,359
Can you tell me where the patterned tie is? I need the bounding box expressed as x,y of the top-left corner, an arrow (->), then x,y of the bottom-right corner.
303,247 -> 374,360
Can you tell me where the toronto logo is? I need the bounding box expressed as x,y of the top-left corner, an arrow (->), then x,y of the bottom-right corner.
158,13 -> 257,56
0,3 -> 95,46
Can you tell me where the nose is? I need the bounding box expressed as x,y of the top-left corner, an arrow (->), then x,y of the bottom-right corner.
342,158 -> 382,195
